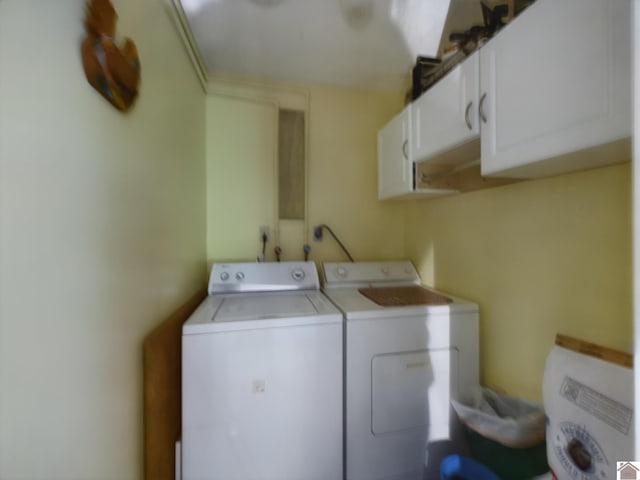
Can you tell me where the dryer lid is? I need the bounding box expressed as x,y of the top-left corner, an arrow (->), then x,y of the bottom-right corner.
358,285 -> 453,307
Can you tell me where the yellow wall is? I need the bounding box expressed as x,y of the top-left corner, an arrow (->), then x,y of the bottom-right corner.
306,85 -> 406,263
206,81 -> 407,264
405,163 -> 632,400
0,1 -> 206,478
206,94 -> 278,262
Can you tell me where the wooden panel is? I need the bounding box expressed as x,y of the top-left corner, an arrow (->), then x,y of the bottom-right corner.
556,334 -> 633,368
143,289 -> 207,480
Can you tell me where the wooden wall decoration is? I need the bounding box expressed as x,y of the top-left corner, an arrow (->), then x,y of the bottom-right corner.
81,0 -> 140,112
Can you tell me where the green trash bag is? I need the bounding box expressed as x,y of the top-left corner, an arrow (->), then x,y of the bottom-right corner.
451,388 -> 549,480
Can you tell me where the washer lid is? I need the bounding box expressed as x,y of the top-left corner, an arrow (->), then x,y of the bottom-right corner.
216,294 -> 318,321
183,291 -> 342,334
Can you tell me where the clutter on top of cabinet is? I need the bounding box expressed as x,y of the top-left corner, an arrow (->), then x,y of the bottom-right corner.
411,57 -> 441,101
410,0 -> 536,101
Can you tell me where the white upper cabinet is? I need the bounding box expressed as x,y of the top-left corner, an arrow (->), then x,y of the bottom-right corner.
412,51 -> 480,162
378,106 -> 413,200
378,0 -> 631,199
479,0 -> 631,178
378,106 -> 457,199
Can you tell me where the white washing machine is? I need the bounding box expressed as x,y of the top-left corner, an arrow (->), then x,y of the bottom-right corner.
182,262 -> 343,480
322,261 -> 479,480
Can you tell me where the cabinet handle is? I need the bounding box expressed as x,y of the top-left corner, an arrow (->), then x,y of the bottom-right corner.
465,102 -> 473,130
402,140 -> 408,160
479,93 -> 487,124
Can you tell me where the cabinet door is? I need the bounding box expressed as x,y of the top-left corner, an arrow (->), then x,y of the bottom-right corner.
412,51 -> 480,162
480,0 -> 630,177
378,106 -> 413,199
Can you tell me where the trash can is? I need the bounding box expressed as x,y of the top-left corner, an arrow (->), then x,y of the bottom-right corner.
451,388 -> 549,480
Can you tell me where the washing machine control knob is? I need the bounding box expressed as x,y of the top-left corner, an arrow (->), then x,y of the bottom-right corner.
292,269 -> 305,281
381,267 -> 389,275
336,267 -> 347,278
220,272 -> 230,281
235,272 -> 245,281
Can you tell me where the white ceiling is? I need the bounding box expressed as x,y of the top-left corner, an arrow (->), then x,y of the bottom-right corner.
179,0 -> 484,91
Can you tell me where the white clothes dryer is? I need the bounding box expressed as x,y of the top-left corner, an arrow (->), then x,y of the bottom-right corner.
322,261 -> 479,480
182,262 -> 343,480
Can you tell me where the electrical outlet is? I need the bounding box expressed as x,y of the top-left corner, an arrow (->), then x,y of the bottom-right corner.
259,226 -> 270,242
313,226 -> 323,241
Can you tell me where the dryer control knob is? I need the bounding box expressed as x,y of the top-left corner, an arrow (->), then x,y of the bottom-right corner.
381,267 -> 389,275
220,272 -> 230,281
336,267 -> 347,278
292,269 -> 305,281
235,272 -> 245,281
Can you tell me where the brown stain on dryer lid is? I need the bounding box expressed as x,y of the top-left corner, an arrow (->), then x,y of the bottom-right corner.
358,285 -> 453,307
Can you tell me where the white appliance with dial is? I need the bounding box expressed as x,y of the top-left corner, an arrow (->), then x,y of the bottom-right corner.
182,262 -> 343,480
322,261 -> 479,480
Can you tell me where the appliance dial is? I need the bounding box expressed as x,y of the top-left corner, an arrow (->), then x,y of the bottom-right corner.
220,272 -> 230,281
292,269 -> 305,281
336,267 -> 347,278
235,272 -> 245,281
381,267 -> 389,275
